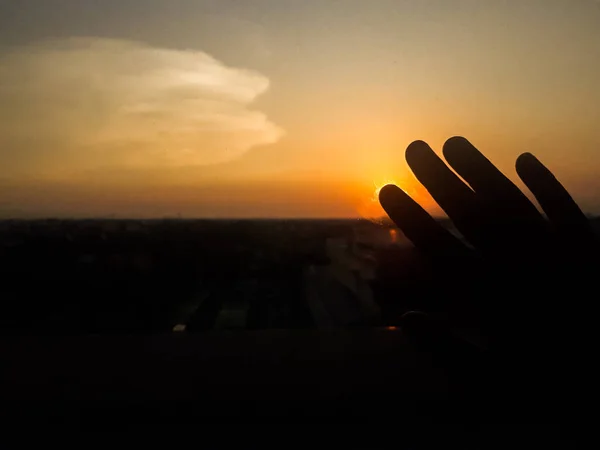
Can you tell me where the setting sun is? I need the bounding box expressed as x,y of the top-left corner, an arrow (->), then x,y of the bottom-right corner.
372,180 -> 397,203
353,179 -> 402,222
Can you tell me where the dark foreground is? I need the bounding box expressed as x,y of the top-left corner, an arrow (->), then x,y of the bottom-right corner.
0,329 -> 577,426
0,219 -> 597,436
0,218 -> 431,333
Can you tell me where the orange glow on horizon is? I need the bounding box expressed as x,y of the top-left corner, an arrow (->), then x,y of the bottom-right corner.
355,178 -> 407,222
372,181 -> 393,203
353,179 -> 398,222
351,175 -> 440,222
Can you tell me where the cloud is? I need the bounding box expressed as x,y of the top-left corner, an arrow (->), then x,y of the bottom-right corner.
0,37 -> 283,173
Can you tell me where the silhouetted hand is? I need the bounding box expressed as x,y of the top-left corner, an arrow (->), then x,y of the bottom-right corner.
379,137 -> 598,414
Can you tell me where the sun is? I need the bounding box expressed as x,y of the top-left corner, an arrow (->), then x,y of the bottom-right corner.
371,179 -> 399,203
354,178 -> 401,223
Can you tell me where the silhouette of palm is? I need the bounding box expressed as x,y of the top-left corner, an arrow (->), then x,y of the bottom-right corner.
379,137 -> 597,409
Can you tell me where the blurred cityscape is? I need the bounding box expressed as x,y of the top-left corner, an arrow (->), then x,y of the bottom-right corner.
1,217 -> 598,335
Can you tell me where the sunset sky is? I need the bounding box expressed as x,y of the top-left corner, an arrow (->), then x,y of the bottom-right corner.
1,0 -> 599,218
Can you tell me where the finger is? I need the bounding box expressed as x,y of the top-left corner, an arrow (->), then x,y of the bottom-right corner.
405,140 -> 486,248
405,140 -> 477,208
379,184 -> 467,260
516,153 -> 595,244
443,136 -> 544,223
443,137 -> 548,252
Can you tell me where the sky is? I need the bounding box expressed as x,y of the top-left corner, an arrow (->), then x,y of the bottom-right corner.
0,0 -> 599,218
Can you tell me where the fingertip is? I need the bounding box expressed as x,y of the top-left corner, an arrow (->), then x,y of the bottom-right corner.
516,151 -> 591,239
378,183 -> 403,206
446,136 -> 470,145
515,152 -> 540,173
442,136 -> 473,162
516,153 -> 554,187
406,140 -> 429,151
405,140 -> 434,167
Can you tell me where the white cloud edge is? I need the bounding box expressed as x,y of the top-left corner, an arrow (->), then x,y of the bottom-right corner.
0,37 -> 284,169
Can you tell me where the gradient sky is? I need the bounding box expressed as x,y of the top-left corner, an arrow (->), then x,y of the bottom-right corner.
0,0 -> 599,218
